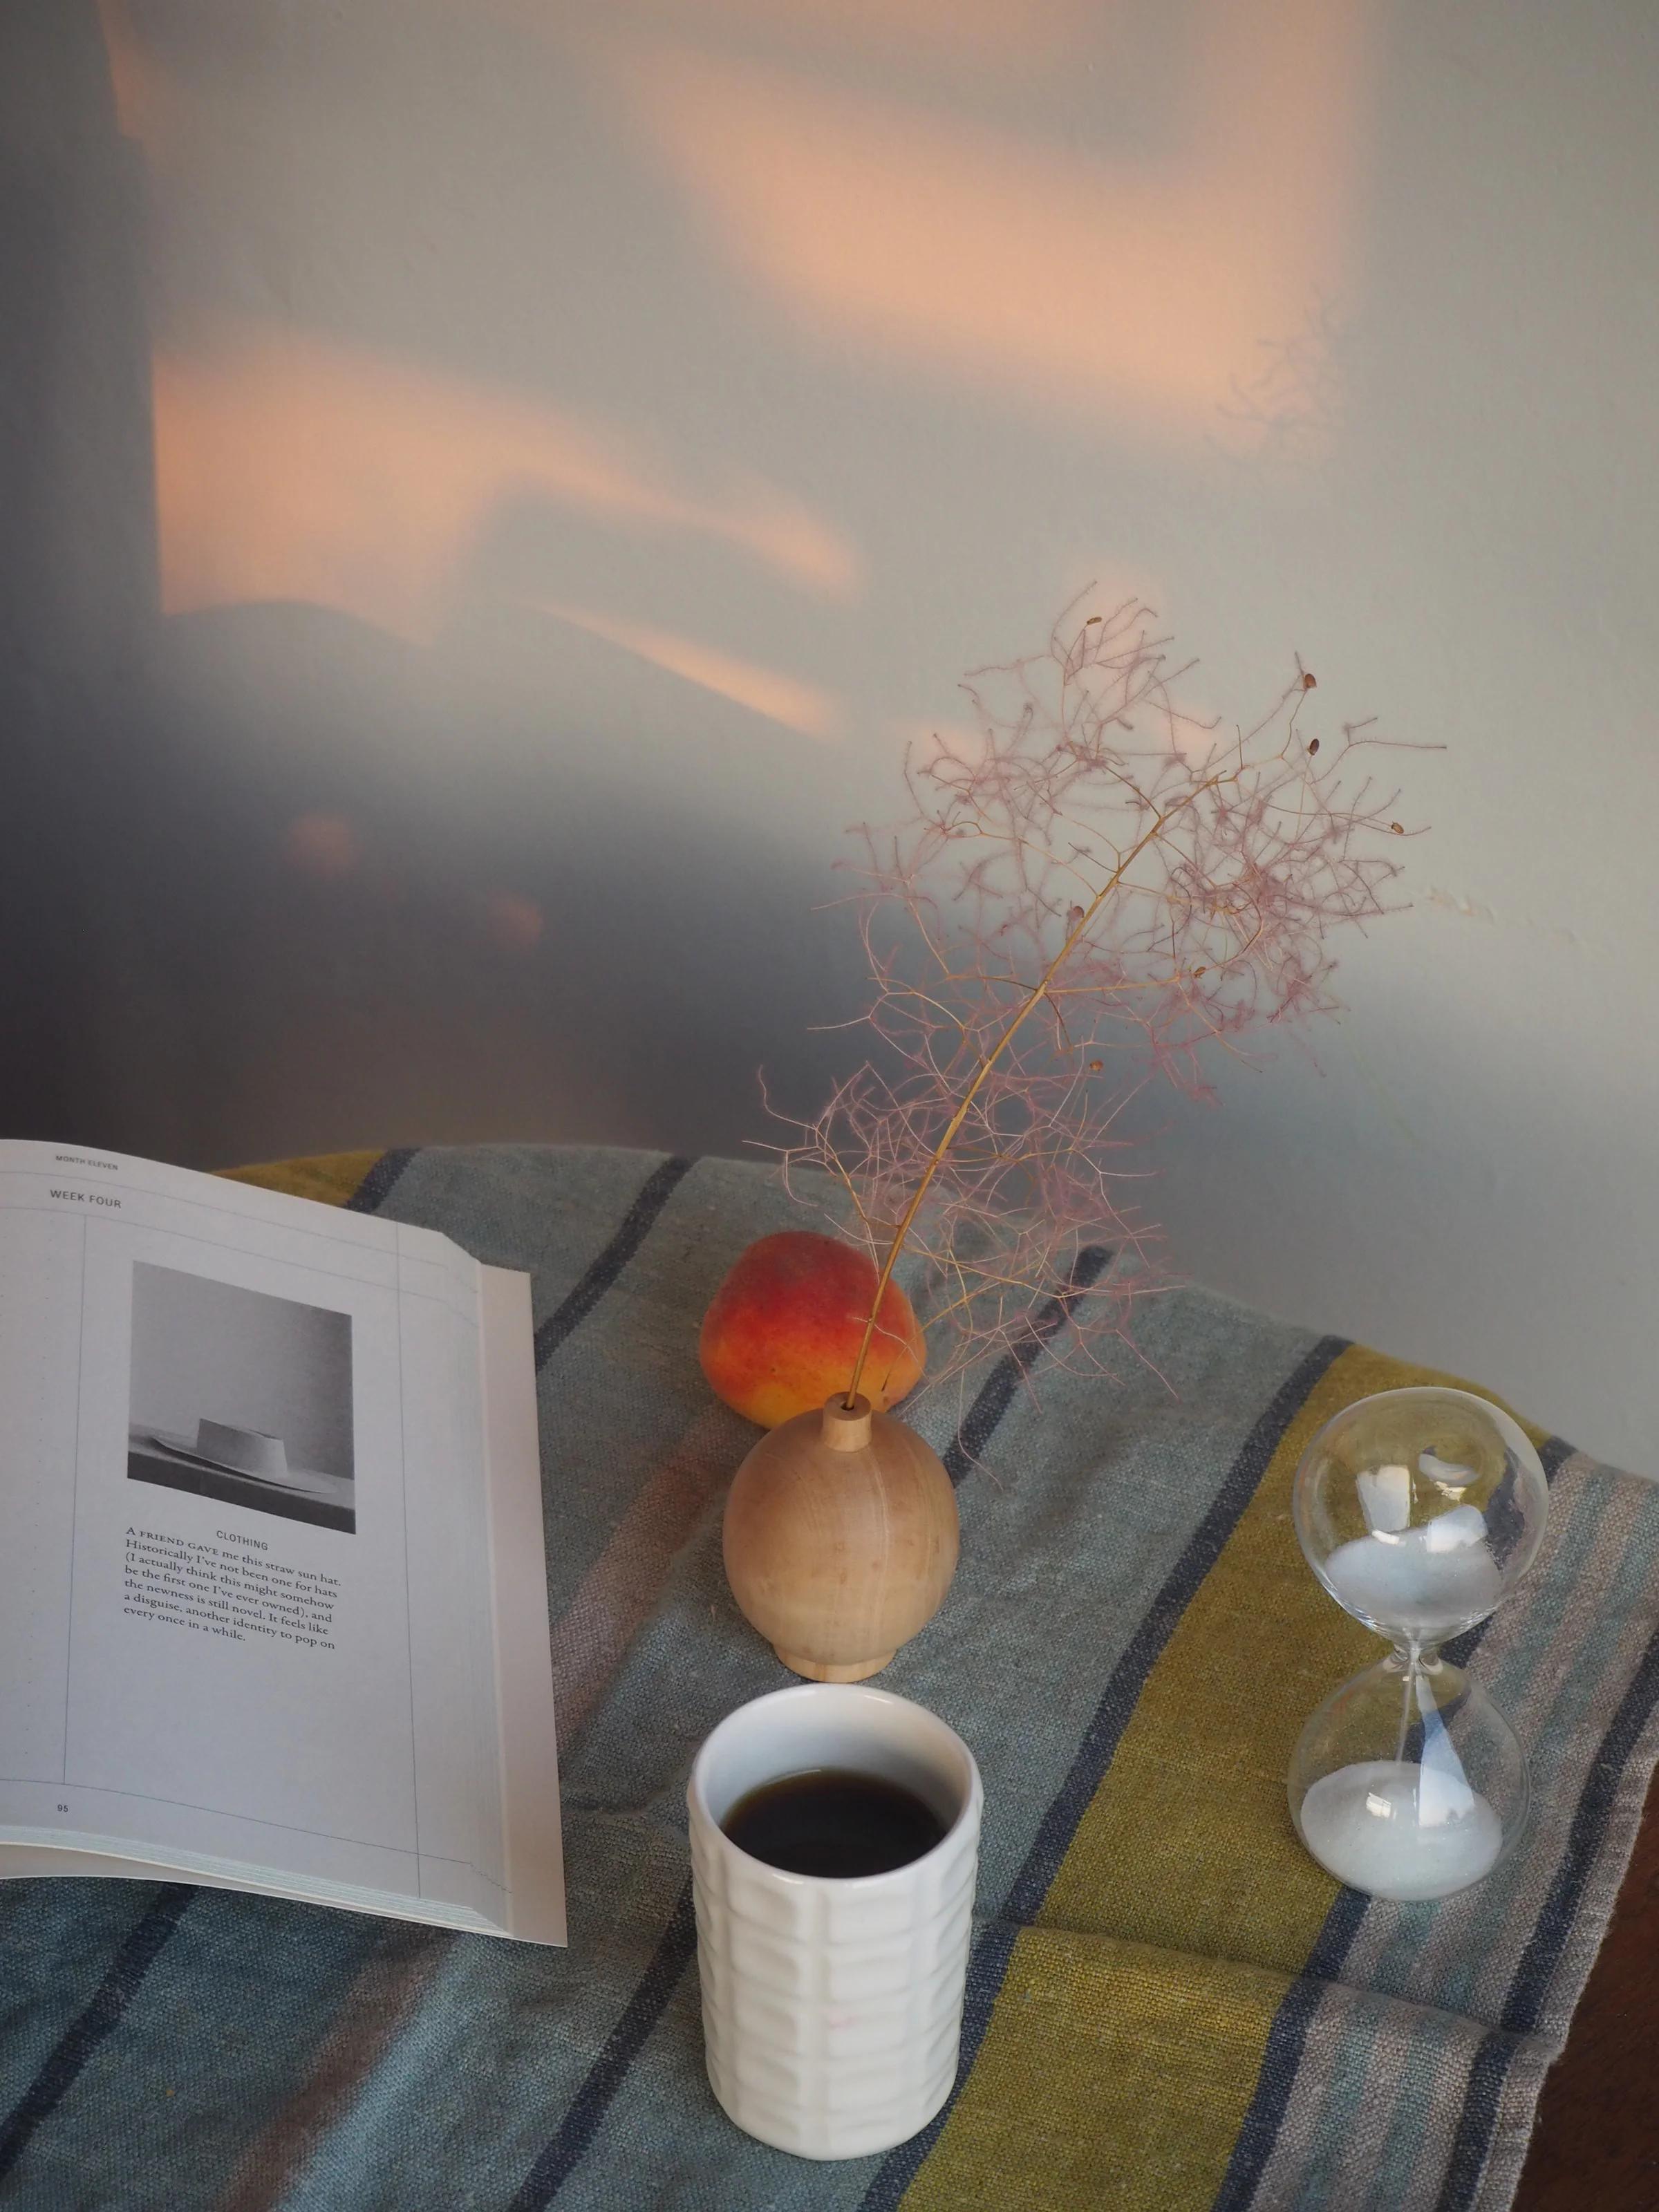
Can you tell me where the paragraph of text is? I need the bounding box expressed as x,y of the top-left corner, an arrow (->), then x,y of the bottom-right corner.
123,1527 -> 338,1649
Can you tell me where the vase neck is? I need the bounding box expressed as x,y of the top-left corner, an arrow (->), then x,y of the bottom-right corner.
821,1396 -> 873,1450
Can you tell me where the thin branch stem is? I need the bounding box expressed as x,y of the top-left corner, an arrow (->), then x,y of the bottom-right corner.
843,774 -> 1229,1403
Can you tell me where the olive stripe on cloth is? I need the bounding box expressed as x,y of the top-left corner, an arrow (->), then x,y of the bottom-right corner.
859,1333 -> 1350,2212
0,1143 -> 1651,2212
219,1150 -> 388,1210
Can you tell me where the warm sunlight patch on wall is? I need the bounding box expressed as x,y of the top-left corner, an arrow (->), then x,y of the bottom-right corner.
96,0 -> 185,168
150,321 -> 860,639
610,0 -> 1369,438
536,603 -> 838,741
556,0 -> 1095,67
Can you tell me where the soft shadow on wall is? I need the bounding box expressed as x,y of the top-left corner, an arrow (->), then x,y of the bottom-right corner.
8,0 -> 1369,1170
0,4 -> 154,1144
19,0 -> 879,1170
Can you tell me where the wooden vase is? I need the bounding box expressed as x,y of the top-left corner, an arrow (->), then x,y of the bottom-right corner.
722,1395 -> 959,1682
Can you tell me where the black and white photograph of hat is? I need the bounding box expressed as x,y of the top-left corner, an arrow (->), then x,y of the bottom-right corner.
126,1263 -> 356,1534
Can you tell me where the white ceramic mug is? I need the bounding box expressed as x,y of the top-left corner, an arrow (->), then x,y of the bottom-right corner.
687,1682 -> 982,2161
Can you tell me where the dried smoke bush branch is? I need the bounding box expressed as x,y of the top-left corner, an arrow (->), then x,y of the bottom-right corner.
775,594 -> 1422,1412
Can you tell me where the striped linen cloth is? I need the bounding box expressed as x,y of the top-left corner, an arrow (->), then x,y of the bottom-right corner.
0,1143 -> 1652,2212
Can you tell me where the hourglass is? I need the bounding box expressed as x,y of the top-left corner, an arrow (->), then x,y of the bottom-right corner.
1288,1387 -> 1548,1901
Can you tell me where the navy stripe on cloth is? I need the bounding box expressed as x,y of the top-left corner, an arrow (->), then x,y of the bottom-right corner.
1210,1887 -> 1370,2212
506,1882 -> 697,2212
942,1246 -> 1113,1485
1434,1517 -> 1659,2212
1502,1616 -> 1659,2036
0,1886 -> 194,2186
534,1156 -> 693,1371
1434,2031 -> 1520,2212
1432,1618 -> 1659,2211
503,1158 -> 705,2206
517,1228 -> 1104,2209
1443,1436 -> 1575,1671
861,1331 -> 1351,2211
854,1921 -> 1021,2212
344,1147 -> 419,1214
1220,1432 -> 1577,2211
1004,1333 -> 1349,1925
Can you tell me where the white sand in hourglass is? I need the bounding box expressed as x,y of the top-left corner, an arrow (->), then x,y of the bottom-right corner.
1299,1757 -> 1504,1900
1323,1501 -> 1501,1638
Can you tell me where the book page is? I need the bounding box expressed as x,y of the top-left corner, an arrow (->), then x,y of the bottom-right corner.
479,1266 -> 565,1944
0,1143 -> 512,1924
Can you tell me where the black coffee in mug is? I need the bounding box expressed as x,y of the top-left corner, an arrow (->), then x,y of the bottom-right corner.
722,1768 -> 946,1878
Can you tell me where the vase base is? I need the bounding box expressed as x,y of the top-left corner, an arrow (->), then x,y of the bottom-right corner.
774,1647 -> 895,1683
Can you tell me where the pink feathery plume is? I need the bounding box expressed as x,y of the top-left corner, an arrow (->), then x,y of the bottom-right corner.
772,594 -> 1421,1418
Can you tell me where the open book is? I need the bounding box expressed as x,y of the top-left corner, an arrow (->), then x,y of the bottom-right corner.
0,1141 -> 564,1944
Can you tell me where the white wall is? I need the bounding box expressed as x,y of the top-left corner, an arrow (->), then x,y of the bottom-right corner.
8,1 -> 1655,1469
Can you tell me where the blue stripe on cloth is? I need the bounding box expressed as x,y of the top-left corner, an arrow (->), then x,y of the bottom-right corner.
533,1156 -> 693,1371
942,1246 -> 1113,1486
859,1331 -> 1351,2211
505,1881 -> 697,2212
344,1147 -> 420,1214
0,1886 -> 194,2187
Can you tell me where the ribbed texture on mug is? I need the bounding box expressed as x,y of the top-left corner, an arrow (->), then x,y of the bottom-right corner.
691,1803 -> 980,2160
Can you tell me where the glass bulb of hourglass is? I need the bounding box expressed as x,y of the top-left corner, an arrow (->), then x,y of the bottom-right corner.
1287,1389 -> 1547,1901
1290,1651 -> 1527,1900
1293,1387 -> 1548,1644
